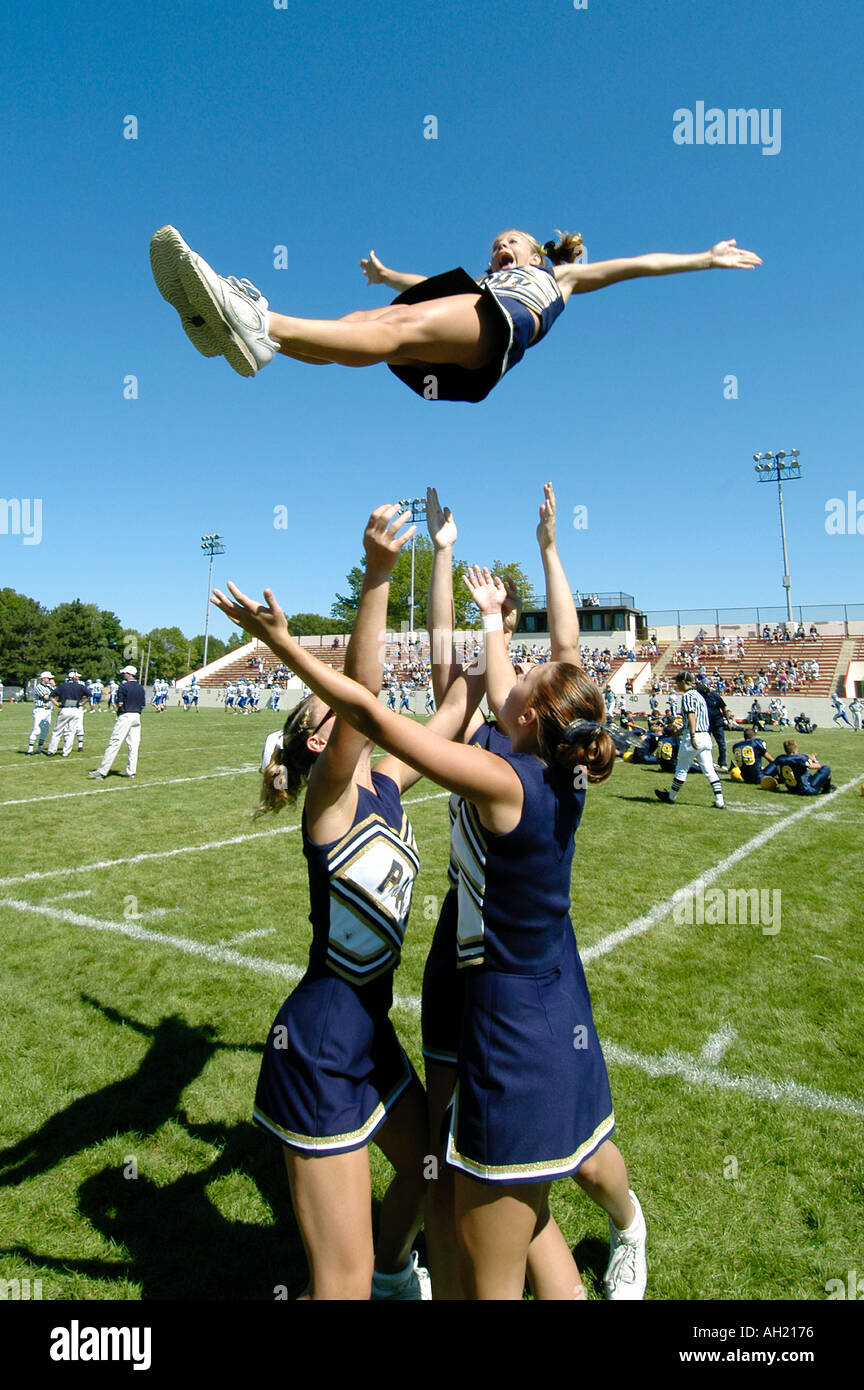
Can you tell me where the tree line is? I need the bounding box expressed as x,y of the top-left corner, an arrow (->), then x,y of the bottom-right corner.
1,540 -> 534,687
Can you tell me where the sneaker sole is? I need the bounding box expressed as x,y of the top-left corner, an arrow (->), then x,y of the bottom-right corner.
177,252 -> 258,378
150,227 -> 224,358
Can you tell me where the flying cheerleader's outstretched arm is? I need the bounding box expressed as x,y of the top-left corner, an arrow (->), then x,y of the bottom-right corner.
359,249 -> 428,292
553,239 -> 762,301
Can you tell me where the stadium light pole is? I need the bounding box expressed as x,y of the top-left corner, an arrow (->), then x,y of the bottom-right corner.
200,533 -> 226,670
752,451 -> 801,627
396,497 -> 427,641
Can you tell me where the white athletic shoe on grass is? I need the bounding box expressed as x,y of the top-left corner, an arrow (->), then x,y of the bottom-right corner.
371,1251 -> 432,1301
604,1190 -> 647,1301
149,226 -> 225,358
162,231 -> 279,377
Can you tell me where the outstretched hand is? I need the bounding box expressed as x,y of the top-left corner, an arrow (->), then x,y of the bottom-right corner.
211,584 -> 292,653
708,239 -> 762,269
363,504 -> 416,575
360,249 -> 387,284
536,481 -> 557,551
426,486 -> 457,550
499,573 -> 523,638
463,565 -> 507,616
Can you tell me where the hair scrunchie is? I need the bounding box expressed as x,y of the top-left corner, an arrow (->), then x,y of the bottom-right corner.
273,766 -> 288,791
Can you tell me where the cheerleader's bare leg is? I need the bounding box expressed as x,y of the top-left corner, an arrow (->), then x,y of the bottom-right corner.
372,1074 -> 428,1274
282,1146 -> 374,1300
267,294 -> 500,370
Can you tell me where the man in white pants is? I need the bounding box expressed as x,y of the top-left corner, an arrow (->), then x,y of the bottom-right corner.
88,665 -> 146,779
47,671 -> 91,757
27,671 -> 55,754
655,672 -> 725,809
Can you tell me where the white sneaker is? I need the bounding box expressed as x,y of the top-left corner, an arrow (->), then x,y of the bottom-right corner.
150,227 -> 225,358
371,1251 -> 432,1301
604,1190 -> 647,1301
174,236 -> 279,377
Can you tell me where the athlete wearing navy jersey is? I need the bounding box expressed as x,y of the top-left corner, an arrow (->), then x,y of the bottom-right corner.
628,723 -> 661,765
731,735 -> 768,785
762,739 -> 833,795
657,726 -> 681,774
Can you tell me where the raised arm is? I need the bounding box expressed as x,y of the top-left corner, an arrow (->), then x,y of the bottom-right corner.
553,239 -> 761,300
536,481 -> 580,664
306,506 -> 414,821
360,249 -> 427,293
212,583 -> 523,830
461,568 -> 519,719
425,485 -> 461,706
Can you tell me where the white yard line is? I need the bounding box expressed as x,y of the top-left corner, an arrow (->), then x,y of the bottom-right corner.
603,1040 -> 864,1120
220,927 -> 278,947
699,1024 -> 738,1066
0,791 -> 449,890
582,776 -> 862,964
1,895 -> 860,1120
0,765 -> 259,808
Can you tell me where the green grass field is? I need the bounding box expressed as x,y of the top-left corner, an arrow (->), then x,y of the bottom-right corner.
1,703 -> 862,1301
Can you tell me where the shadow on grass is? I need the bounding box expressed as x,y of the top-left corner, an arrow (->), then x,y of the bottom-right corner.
572,1233 -> 612,1299
0,995 -> 313,1299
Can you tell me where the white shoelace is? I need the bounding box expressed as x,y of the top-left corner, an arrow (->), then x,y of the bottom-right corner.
226,275 -> 262,300
607,1239 -> 639,1285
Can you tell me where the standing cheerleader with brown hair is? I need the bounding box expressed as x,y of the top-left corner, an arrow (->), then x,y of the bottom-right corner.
211,543 -> 637,1298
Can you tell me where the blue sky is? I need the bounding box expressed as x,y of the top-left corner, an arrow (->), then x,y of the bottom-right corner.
2,0 -> 861,642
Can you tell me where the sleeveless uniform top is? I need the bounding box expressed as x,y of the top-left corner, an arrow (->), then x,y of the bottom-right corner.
387,263 -> 566,403
478,264 -> 566,344
303,770 -> 419,985
449,722 -> 585,974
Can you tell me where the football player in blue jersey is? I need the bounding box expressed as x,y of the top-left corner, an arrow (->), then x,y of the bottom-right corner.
731,733 -> 768,785
628,720 -> 663,765
762,739 -> 834,795
151,224 -> 761,402
657,721 -> 682,774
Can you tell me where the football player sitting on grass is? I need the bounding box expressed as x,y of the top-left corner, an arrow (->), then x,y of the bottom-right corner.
760,740 -> 834,795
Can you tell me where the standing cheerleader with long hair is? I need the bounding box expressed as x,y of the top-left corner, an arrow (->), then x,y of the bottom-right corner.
211,548 -> 632,1298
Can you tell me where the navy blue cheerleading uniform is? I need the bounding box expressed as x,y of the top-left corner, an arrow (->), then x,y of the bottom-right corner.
254,771 -> 420,1155
423,724 -> 614,1184
387,263 -> 566,403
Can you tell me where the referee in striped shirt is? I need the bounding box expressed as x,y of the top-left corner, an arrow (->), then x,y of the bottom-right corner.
655,672 -> 725,808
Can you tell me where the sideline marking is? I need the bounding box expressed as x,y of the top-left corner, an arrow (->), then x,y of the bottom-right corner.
0,766 -> 258,808
1,897 -> 860,1120
582,776 -> 862,964
0,791 -> 449,890
699,1024 -> 738,1066
602,1040 -> 864,1120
